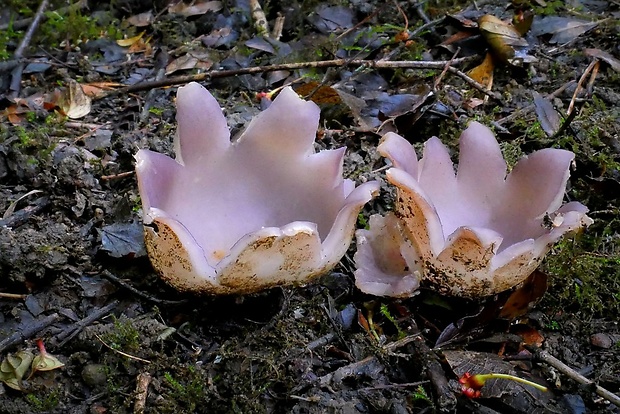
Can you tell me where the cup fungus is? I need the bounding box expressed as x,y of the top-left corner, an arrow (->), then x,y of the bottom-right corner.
355,122 -> 592,298
135,82 -> 379,294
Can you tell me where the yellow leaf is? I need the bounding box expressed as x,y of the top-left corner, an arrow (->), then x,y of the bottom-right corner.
117,31 -> 145,47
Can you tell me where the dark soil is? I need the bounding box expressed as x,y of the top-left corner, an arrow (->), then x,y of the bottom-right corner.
0,1 -> 619,413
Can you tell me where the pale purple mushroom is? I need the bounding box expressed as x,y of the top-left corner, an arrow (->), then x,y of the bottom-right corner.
135,82 -> 379,294
355,122 -> 592,298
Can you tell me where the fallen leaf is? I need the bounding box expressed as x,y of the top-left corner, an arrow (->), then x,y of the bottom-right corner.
512,10 -> 533,36
479,15 -> 529,65
81,82 -> 122,98
117,31 -> 145,47
294,82 -> 342,105
532,92 -> 560,137
126,10 -> 154,27
99,221 -> 147,258
531,16 -> 599,44
467,52 -> 495,89
499,270 -> 548,319
57,80 -> 92,119
585,48 -> 620,72
166,54 -> 212,75
0,351 -> 34,391
309,5 -> 355,34
168,0 -> 222,17
511,324 -> 544,347
31,353 -> 65,374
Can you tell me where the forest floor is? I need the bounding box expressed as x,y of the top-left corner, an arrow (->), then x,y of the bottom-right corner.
0,0 -> 619,413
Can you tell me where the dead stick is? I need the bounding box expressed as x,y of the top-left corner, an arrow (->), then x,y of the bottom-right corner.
53,300 -> 120,347
100,270 -> 187,305
95,57 -> 476,100
0,313 -> 60,353
0,292 -> 28,299
566,60 -> 598,116
9,0 -> 50,98
532,348 -> 620,408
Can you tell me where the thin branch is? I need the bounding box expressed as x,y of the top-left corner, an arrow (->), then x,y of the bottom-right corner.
0,313 -> 60,353
9,0 -> 50,98
532,347 -> 620,408
53,300 -> 120,348
100,270 -> 187,305
96,57 -> 477,100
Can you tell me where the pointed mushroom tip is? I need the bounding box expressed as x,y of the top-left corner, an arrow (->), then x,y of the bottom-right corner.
178,81 -> 207,94
461,121 -> 497,144
377,131 -> 405,154
177,82 -> 214,104
273,86 -> 321,114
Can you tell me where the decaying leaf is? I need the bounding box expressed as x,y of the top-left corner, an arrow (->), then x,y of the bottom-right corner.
0,351 -> 34,391
99,221 -> 147,258
467,52 -> 495,89
585,48 -> 620,72
166,53 -> 213,75
499,270 -> 548,319
294,82 -> 342,105
443,350 -> 550,410
126,10 -> 154,27
531,16 -> 599,44
31,352 -> 65,374
81,82 -> 123,98
117,32 -> 145,47
309,5 -> 355,34
168,0 -> 222,17
479,15 -> 532,65
57,80 -> 92,119
532,91 -> 561,137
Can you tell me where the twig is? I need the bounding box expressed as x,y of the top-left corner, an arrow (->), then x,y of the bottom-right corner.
100,270 -> 188,305
383,333 -> 421,352
0,197 -> 50,229
95,57 -> 475,100
446,65 -> 500,100
566,60 -> 598,116
272,13 -> 285,40
307,333 -> 337,351
531,347 -> 620,408
364,380 -> 428,390
9,0 -> 50,98
0,292 -> 28,299
53,300 -> 119,348
434,48 -> 460,91
0,59 -> 26,74
0,313 -> 60,353
100,171 -> 135,181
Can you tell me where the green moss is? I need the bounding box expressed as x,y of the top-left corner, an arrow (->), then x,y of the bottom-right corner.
103,316 -> 141,352
25,390 -> 60,412
542,233 -> 620,317
161,366 -> 209,412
